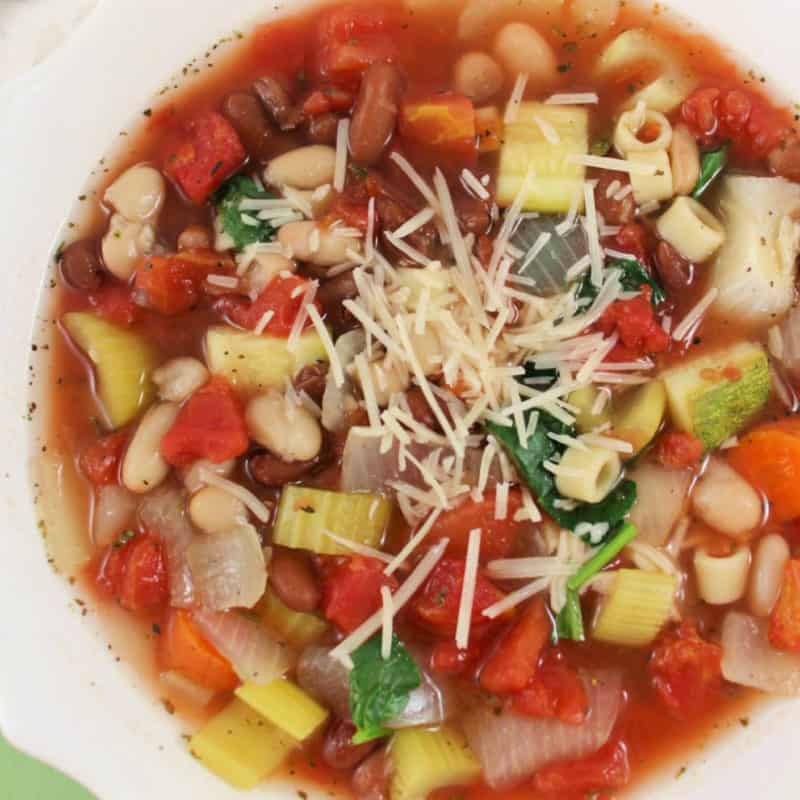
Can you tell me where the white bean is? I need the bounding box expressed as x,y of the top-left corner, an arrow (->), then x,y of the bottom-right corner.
265,145 -> 337,190
182,458 -> 235,493
493,23 -> 558,89
364,358 -> 411,407
122,403 -> 180,494
246,392 -> 323,462
101,214 -> 155,281
278,221 -> 361,267
104,164 -> 165,223
153,358 -> 209,403
692,457 -> 763,539
245,253 -> 296,296
569,0 -> 620,34
453,52 -> 504,103
189,486 -> 247,534
748,533 -> 791,617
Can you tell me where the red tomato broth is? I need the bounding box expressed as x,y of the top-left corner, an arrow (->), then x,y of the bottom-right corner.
36,0 -> 800,797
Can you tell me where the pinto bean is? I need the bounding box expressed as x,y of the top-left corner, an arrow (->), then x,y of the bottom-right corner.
323,720 -> 378,770
593,172 -> 635,226
253,76 -> 304,131
317,272 -> 360,334
60,239 -> 105,291
307,112 -> 341,145
250,451 -> 319,487
268,546 -> 321,612
349,62 -> 404,165
352,749 -> 391,800
654,240 -> 693,292
221,92 -> 273,162
293,362 -> 330,404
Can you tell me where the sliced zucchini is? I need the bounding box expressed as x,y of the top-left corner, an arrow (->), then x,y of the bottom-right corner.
497,102 -> 589,213
569,385 -> 612,434
205,326 -> 328,393
236,678 -> 328,741
62,312 -> 158,428
661,342 -> 770,450
610,380 -> 666,458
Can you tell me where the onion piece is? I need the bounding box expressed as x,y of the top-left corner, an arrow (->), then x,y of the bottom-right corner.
321,330 -> 366,432
386,667 -> 451,729
627,461 -> 692,547
186,523 -> 267,611
93,484 -> 138,548
193,608 -> 292,685
721,612 -> 800,695
779,306 -> 800,384
138,487 -> 196,607
297,646 -> 351,719
463,669 -> 622,789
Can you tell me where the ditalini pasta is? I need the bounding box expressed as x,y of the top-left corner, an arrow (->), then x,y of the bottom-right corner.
656,196 -> 726,263
694,547 -> 752,606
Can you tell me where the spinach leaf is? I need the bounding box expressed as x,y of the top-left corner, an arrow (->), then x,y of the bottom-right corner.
349,634 -> 421,744
578,258 -> 666,306
692,145 -> 728,199
555,589 -> 585,642
215,175 -> 278,250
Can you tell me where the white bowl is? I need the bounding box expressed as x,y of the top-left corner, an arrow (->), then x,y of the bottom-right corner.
1,1 -> 798,798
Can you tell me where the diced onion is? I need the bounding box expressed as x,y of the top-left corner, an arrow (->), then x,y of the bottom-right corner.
92,484 -> 137,548
627,462 -> 692,547
297,645 -> 351,719
321,330 -> 366,432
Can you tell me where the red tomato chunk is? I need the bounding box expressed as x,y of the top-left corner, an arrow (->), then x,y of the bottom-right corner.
88,286 -> 141,326
654,431 -> 704,469
533,738 -> 631,796
511,650 -> 589,725
597,286 -> 670,362
80,429 -> 128,486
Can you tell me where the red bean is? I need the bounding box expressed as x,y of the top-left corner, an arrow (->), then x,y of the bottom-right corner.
60,239 -> 105,290
268,546 -> 321,613
322,720 -> 378,770
593,172 -> 636,226
250,451 -> 318,487
352,749 -> 392,800
654,240 -> 694,292
307,112 -> 341,145
317,272 -> 360,334
349,62 -> 404,165
221,92 -> 272,162
253,77 -> 303,131
293,362 -> 329,404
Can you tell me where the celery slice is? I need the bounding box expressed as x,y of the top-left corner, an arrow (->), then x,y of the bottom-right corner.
236,678 -> 328,741
272,486 -> 392,555
189,698 -> 296,789
258,588 -> 328,645
390,726 -> 481,800
593,569 -> 678,647
205,326 -> 328,393
497,103 -> 588,213
62,312 -> 158,428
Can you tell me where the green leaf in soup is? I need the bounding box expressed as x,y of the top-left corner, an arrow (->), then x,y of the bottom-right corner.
578,258 -> 666,306
215,174 -> 278,250
348,634 -> 421,745
692,145 -> 728,199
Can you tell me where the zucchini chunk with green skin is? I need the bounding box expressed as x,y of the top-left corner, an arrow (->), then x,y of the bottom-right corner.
661,342 -> 770,450
497,102 -> 588,213
610,380 -> 667,458
568,385 -> 611,434
272,486 -> 392,554
708,175 -> 800,325
62,312 -> 158,428
205,326 -> 328,393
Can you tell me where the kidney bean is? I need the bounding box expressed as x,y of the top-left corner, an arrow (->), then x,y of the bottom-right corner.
307,112 -> 341,145
376,194 -> 438,263
253,76 -> 303,131
654,240 -> 694,292
349,62 -> 404,165
268,546 -> 321,613
322,720 -> 378,770
250,451 -> 319,487
317,272 -> 360,334
221,92 -> 273,162
352,749 -> 392,800
454,193 -> 491,235
60,239 -> 105,291
293,362 -> 329,404
593,172 -> 636,226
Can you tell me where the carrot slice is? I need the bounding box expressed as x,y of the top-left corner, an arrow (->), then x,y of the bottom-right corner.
769,560 -> 800,653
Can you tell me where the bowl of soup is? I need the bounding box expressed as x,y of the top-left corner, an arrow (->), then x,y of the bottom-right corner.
3,0 -> 800,798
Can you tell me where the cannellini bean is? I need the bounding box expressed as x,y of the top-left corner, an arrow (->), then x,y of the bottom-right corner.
265,145 -> 337,190
493,23 -> 558,89
153,358 -> 209,403
748,534 -> 791,617
246,392 -> 323,462
569,0 -> 620,33
692,457 -> 763,539
278,221 -> 361,267
189,485 -> 247,534
556,445 -> 622,504
122,403 -> 180,494
104,164 -> 165,223
102,214 -> 155,281
453,52 -> 504,103
177,224 -> 212,251
182,458 -> 236,493
363,358 -> 411,407
245,253 -> 296,296
694,547 -> 751,605
670,123 -> 701,196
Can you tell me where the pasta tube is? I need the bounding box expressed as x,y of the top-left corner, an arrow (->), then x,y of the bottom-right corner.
656,196 -> 726,263
694,547 -> 751,605
555,445 -> 621,504
614,107 -> 672,157
628,150 -> 674,205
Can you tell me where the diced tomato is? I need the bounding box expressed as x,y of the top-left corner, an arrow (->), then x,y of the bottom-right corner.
412,558 -> 507,636
135,250 -> 234,316
216,274 -> 319,337
769,560 -> 800,652
648,621 -> 723,719
653,431 -> 704,469
95,533 -> 169,613
429,492 -> 525,561
399,93 -> 477,157
476,106 -> 503,154
322,556 -> 399,633
88,286 -> 141,326
429,635 -> 487,676
164,111 -> 246,204
597,286 -> 670,361
511,650 -> 589,725
80,429 -> 128,486
613,223 -> 651,266
479,597 -> 551,694
160,608 -> 239,691
160,377 -> 249,467
302,87 -> 354,116
533,739 -> 631,795
314,4 -> 401,89
324,198 -> 371,232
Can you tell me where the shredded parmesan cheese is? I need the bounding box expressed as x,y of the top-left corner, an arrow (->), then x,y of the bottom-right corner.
505,73 -> 529,124
568,154 -> 658,175
455,529 -> 482,650
380,586 -> 394,659
671,288 -> 719,341
197,469 -> 270,522
483,577 -> 550,619
545,92 -> 599,105
306,304 -> 344,387
334,119 -> 350,192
